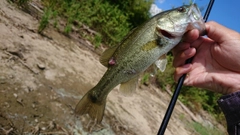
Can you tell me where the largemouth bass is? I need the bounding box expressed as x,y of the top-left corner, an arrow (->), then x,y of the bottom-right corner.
75,4 -> 205,123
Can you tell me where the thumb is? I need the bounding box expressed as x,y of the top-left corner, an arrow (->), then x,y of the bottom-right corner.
205,21 -> 237,43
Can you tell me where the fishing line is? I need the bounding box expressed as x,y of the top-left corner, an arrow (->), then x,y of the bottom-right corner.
157,0 -> 215,134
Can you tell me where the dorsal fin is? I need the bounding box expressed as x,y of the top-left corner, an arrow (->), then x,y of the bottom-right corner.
99,26 -> 141,67
99,45 -> 118,67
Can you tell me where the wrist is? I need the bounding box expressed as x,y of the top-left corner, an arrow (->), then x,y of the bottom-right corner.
212,72 -> 240,95
226,89 -> 240,95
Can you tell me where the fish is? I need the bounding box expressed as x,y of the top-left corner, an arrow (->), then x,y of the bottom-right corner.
75,4 -> 205,123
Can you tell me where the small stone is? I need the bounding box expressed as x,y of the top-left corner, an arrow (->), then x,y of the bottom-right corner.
13,93 -> 18,98
48,121 -> 56,129
0,76 -> 6,84
37,63 -> 45,70
41,127 -> 46,131
28,87 -> 33,92
17,98 -> 24,106
8,75 -> 14,79
4,102 -> 10,108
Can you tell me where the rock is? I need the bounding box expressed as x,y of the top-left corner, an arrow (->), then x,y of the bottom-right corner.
0,76 -> 6,84
37,63 -> 45,70
13,93 -> 18,98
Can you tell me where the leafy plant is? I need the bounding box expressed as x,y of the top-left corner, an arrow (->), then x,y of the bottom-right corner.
141,73 -> 151,86
38,7 -> 57,33
40,0 -> 152,47
156,53 -> 175,89
94,33 -> 102,48
64,23 -> 72,34
191,122 -> 225,135
9,0 -> 30,6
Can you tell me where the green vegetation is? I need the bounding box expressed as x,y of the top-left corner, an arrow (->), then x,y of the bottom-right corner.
156,54 -> 175,88
38,0 -> 153,47
38,7 -> 57,33
191,122 -> 225,135
9,0 -> 30,6
141,73 -> 151,86
8,0 -> 31,8
179,113 -> 225,134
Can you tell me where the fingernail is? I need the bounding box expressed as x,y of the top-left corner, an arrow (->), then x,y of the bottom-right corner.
184,48 -> 192,55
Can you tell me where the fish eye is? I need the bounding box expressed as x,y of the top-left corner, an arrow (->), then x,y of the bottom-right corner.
177,7 -> 186,12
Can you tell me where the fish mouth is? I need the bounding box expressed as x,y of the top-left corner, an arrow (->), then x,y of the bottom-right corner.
156,27 -> 175,39
187,4 -> 205,35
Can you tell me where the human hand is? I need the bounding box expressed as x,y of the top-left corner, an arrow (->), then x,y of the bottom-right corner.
172,21 -> 240,95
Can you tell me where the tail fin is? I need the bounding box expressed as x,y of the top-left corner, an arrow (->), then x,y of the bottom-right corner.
75,91 -> 106,124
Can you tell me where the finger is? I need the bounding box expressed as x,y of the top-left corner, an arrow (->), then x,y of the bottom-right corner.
190,36 -> 206,49
172,29 -> 200,58
174,64 -> 192,82
173,47 -> 196,67
172,41 -> 190,57
172,29 -> 199,55
182,29 -> 200,43
206,21 -> 239,43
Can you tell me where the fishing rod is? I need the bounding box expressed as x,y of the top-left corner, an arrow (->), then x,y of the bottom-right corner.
157,0 -> 215,134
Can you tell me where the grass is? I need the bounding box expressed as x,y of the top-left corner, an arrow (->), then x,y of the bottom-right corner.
191,122 -> 225,135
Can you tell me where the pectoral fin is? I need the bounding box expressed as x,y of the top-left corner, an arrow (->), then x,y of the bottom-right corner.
119,76 -> 139,96
99,45 -> 118,67
155,54 -> 167,72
